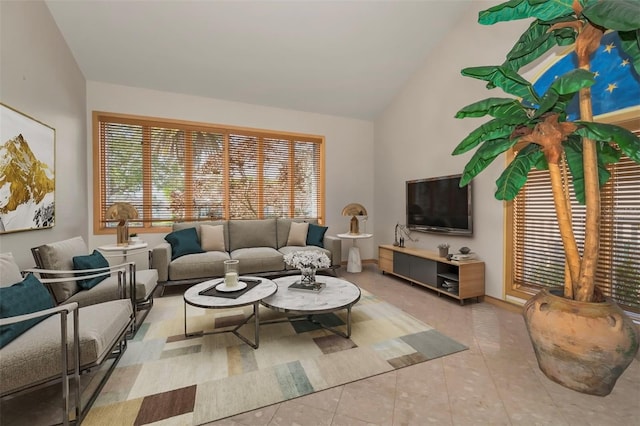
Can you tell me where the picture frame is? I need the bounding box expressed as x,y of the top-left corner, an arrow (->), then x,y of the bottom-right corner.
0,103 -> 56,233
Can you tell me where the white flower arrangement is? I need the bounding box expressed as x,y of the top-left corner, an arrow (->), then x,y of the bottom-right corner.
284,250 -> 331,270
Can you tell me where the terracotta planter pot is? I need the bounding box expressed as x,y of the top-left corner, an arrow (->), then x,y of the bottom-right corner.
523,289 -> 639,396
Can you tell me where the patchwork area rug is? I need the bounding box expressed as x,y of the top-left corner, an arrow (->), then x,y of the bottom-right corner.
74,288 -> 466,425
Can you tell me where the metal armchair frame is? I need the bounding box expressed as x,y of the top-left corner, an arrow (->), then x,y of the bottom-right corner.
0,269 -> 132,425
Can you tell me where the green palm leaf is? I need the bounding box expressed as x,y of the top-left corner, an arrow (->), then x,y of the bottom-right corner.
618,30 -> 640,76
452,118 -> 518,155
549,69 -> 596,94
582,0 -> 640,32
534,69 -> 595,117
479,0 -> 574,25
495,143 -> 543,201
575,122 -> 640,163
564,137 -> 611,204
598,141 -> 622,164
461,66 -> 539,103
455,98 -> 528,120
460,138 -> 518,186
503,15 -> 576,71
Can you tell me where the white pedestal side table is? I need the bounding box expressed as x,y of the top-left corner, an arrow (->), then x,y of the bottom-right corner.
337,233 -> 372,273
98,242 -> 150,268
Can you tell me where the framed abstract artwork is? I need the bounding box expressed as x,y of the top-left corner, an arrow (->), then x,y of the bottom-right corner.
0,103 -> 56,233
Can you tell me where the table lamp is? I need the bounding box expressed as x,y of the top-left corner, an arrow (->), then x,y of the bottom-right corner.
106,202 -> 139,246
341,203 -> 367,235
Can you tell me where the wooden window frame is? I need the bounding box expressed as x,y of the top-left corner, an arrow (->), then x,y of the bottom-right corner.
93,111 -> 325,235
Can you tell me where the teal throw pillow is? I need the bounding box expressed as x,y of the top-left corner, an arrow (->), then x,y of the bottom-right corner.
165,227 -> 205,260
73,250 -> 110,289
306,223 -> 328,248
0,273 -> 55,349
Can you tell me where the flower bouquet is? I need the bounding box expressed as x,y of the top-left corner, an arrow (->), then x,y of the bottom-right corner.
284,250 -> 330,288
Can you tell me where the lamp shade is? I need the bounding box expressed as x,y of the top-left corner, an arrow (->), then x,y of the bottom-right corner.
341,203 -> 367,217
106,202 -> 139,246
342,203 -> 367,234
106,202 -> 139,222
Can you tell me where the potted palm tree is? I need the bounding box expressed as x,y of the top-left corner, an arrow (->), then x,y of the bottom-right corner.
453,0 -> 640,395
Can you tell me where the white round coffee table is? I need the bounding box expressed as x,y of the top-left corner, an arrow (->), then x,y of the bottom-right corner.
261,275 -> 361,337
183,276 -> 277,348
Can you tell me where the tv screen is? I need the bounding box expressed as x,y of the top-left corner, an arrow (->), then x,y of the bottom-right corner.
406,174 -> 472,235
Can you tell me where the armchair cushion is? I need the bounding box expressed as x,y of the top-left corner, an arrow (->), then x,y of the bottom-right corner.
0,252 -> 23,288
72,250 -> 110,289
0,274 -> 55,348
165,227 -> 205,260
34,236 -> 89,302
306,223 -> 328,248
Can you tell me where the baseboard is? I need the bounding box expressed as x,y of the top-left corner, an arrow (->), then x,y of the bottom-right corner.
481,295 -> 524,314
340,259 -> 377,266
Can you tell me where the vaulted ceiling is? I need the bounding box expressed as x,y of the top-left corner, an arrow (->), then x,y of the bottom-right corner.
46,1 -> 469,120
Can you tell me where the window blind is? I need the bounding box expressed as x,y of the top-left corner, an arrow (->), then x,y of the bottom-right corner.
95,113 -> 324,231
511,129 -> 640,312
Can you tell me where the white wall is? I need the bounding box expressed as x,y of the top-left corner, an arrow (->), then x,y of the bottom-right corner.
86,82 -> 375,261
0,1 -> 87,269
373,1 -> 528,300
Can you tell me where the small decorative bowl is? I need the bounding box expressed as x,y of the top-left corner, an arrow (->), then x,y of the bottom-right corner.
459,246 -> 471,254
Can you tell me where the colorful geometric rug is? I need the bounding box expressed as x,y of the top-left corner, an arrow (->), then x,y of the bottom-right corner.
77,288 -> 467,425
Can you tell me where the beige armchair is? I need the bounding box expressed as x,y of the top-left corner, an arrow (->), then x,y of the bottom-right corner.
0,260 -> 133,425
30,236 -> 158,329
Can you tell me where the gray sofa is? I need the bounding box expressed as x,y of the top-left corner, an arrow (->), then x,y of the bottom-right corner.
152,218 -> 341,286
30,236 -> 159,330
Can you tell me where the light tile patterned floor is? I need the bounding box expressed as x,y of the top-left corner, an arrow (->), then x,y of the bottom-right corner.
208,264 -> 640,426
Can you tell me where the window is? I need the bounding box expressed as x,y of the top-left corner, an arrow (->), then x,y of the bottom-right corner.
93,112 -> 324,232
505,119 -> 640,313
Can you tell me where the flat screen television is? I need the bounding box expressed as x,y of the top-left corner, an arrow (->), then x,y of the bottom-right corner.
406,174 -> 472,235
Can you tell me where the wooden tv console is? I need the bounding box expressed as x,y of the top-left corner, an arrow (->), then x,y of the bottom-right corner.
378,245 -> 485,305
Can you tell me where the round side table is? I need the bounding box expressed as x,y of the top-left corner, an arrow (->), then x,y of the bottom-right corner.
336,233 -> 372,273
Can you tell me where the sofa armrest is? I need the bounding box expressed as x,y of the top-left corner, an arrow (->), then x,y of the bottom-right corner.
323,235 -> 342,267
151,242 -> 171,282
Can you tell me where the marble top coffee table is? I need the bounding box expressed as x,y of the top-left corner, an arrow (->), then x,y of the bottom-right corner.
183,276 -> 277,348
261,275 -> 361,338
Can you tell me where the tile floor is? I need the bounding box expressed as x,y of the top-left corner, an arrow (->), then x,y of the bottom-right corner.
209,264 -> 640,426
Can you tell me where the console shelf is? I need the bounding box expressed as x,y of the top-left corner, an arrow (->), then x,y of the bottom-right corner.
378,245 -> 485,305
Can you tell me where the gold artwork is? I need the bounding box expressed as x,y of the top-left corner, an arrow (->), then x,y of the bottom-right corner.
0,104 -> 55,233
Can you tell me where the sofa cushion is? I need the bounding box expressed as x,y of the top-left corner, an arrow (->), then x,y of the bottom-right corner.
229,219 -> 277,251
165,227 -> 205,260
230,247 -> 284,274
276,218 -> 318,249
306,223 -> 328,248
173,220 -> 229,251
36,236 -> 88,302
0,274 -> 55,349
0,299 -> 132,396
73,250 -> 110,289
201,224 -> 226,252
287,221 -> 309,246
169,251 -> 230,281
0,253 -> 23,288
